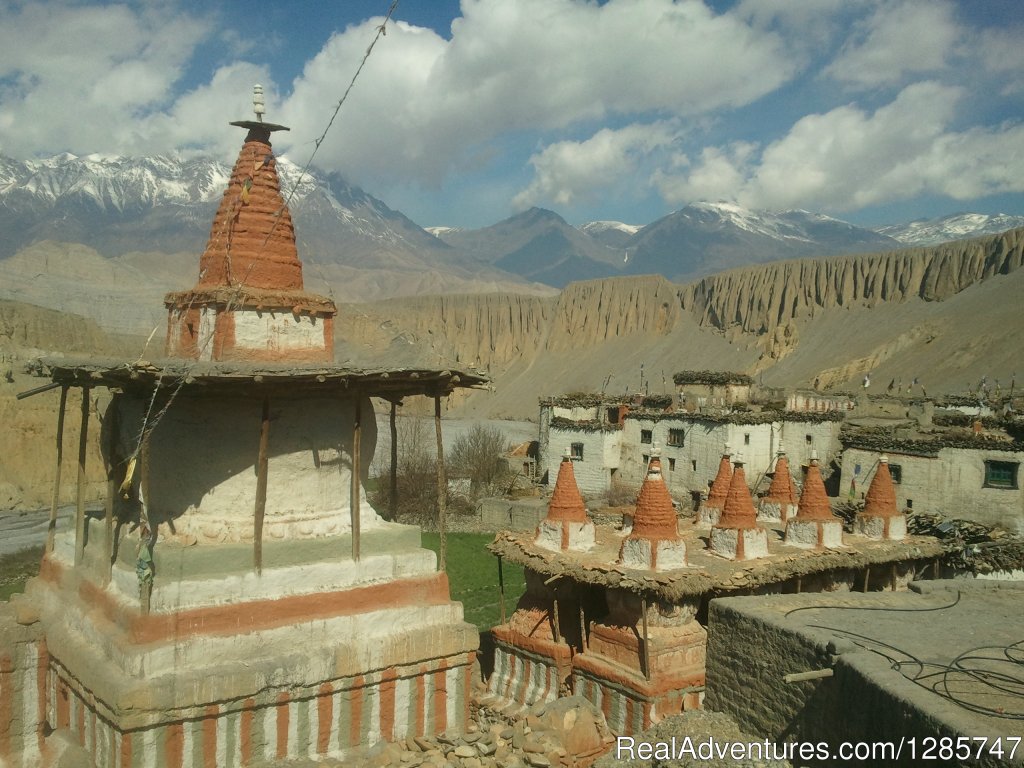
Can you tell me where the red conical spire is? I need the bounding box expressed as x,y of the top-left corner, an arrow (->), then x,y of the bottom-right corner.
630,454 -> 679,540
546,452 -> 588,524
764,450 -> 796,505
164,87 -> 336,364
717,461 -> 758,529
707,449 -> 733,507
795,456 -> 836,521
198,122 -> 303,291
863,456 -> 899,517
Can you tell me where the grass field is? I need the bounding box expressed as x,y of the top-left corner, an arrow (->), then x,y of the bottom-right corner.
0,546 -> 42,602
421,532 -> 526,631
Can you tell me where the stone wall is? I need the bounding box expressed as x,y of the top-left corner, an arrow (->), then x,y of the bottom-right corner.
704,597 -> 835,742
705,584 -> 1022,768
479,498 -> 547,531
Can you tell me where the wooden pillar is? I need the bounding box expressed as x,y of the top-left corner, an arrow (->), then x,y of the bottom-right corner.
389,400 -> 398,521
74,387 -> 91,567
579,602 -> 588,652
497,556 -> 506,624
351,395 -> 362,561
434,394 -> 447,572
254,397 -> 271,574
103,398 -> 120,582
46,385 -> 68,553
552,597 -> 561,645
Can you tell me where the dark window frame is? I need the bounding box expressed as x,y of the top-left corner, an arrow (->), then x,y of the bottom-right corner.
984,460 -> 1019,489
640,429 -> 653,444
667,428 -> 685,447
570,442 -> 584,461
888,463 -> 902,484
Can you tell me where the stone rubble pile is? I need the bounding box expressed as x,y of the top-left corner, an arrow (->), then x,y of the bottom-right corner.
324,696 -> 614,768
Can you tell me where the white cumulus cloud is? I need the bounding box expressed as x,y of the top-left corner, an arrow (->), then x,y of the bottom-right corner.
653,82 -> 1024,212
824,0 -> 959,88
513,122 -> 681,209
0,2 -> 212,156
275,0 -> 798,188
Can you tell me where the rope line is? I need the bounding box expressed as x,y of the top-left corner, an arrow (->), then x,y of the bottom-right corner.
268,0 -> 400,246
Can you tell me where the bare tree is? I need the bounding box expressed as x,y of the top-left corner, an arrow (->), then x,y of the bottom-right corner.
447,423 -> 511,500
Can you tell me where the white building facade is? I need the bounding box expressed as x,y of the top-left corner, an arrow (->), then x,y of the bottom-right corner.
841,442 -> 1024,534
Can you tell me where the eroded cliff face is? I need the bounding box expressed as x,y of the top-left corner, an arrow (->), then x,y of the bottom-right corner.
1,301 -> 125,509
336,292 -> 557,371
682,228 -> 1024,335
544,275 -> 683,351
334,228 -> 1023,391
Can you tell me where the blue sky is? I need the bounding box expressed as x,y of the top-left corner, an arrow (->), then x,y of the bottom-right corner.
1,0 -> 1022,229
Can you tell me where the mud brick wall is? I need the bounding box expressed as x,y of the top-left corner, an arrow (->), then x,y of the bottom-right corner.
0,604 -> 45,768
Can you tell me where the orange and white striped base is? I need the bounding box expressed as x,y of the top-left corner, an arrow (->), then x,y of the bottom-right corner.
42,651 -> 474,767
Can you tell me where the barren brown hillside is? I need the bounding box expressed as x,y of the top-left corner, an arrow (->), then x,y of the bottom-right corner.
333,228 -> 1023,417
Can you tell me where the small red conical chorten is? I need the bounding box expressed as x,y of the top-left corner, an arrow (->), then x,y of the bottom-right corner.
794,457 -> 836,521
706,450 -> 733,508
717,462 -> 758,529
764,451 -> 796,505
863,456 -> 898,517
710,457 -> 769,560
536,449 -> 594,552
546,453 -> 588,524
619,450 -> 686,570
630,455 -> 680,541
854,454 -> 907,541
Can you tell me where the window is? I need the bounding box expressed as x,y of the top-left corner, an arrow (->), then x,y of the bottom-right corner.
888,463 -> 902,484
668,428 -> 685,447
744,433 -> 750,445
641,429 -> 653,444
570,442 -> 584,461
805,434 -> 813,444
985,460 -> 1019,489
607,407 -> 621,425
692,460 -> 697,472
642,454 -> 650,468
668,458 -> 676,471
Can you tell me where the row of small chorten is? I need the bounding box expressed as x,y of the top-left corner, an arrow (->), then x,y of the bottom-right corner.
534,444 -> 907,571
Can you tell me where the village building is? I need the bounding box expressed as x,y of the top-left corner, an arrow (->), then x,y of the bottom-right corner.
840,428 -> 1024,534
538,389 -> 843,505
0,93 -> 489,767
673,370 -> 752,408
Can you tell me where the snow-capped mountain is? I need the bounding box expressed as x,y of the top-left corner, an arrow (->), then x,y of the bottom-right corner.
875,213 -> 1024,247
0,151 -> 454,269
2,150 -> 1020,296
578,220 -> 640,249
622,202 -> 900,281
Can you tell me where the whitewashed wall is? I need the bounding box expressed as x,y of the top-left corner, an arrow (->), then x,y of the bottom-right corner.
617,417 -> 840,501
113,392 -> 381,544
842,446 -> 1024,533
543,426 -> 621,497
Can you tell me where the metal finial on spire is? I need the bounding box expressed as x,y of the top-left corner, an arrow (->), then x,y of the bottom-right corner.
253,84 -> 265,122
230,84 -> 289,136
